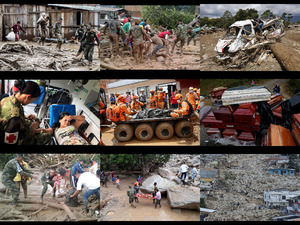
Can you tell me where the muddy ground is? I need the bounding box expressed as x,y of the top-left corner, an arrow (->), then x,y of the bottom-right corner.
0,170 -> 99,221
0,40 -> 100,71
100,176 -> 199,221
200,28 -> 300,71
100,35 -> 200,70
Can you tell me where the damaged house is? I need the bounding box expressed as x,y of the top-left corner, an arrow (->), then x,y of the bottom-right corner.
0,4 -> 101,41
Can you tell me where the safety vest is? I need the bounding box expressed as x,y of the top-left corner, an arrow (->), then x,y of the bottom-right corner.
149,95 -> 156,108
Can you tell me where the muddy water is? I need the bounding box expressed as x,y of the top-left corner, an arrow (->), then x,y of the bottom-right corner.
101,176 -> 199,221
102,126 -> 199,146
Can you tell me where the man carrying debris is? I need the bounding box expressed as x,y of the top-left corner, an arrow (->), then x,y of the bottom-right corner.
64,184 -> 79,207
127,185 -> 136,208
36,14 -> 49,46
187,25 -> 197,46
171,20 -> 187,56
80,25 -> 100,70
40,169 -> 57,202
53,18 -> 63,51
11,21 -> 26,41
75,24 -> 86,56
70,171 -> 100,213
144,33 -> 168,62
1,154 -> 38,207
103,16 -> 126,57
185,87 -> 198,111
127,23 -> 149,64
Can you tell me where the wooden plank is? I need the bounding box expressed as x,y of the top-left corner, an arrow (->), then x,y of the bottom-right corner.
60,202 -> 77,221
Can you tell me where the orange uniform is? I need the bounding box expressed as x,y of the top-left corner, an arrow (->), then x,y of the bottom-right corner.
185,92 -> 198,111
157,91 -> 165,109
148,94 -> 157,108
118,102 -> 132,121
131,100 -> 144,111
175,101 -> 190,116
100,99 -> 105,109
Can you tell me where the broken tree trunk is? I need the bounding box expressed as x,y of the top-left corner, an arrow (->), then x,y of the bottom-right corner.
60,202 -> 77,221
269,42 -> 300,71
0,199 -> 64,210
100,197 -> 111,210
100,61 -> 121,70
183,52 -> 200,55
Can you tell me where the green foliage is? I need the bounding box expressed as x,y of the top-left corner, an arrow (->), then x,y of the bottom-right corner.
100,154 -> 170,173
260,9 -> 275,18
286,79 -> 300,96
0,154 -> 14,170
234,8 -> 258,21
288,154 -> 299,172
281,12 -> 293,27
141,5 -> 194,30
297,20 -> 300,24
200,198 -> 207,208
71,154 -> 100,165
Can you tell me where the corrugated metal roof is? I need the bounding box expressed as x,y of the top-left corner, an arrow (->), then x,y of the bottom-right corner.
100,7 -> 124,12
48,4 -> 101,12
107,79 -> 150,89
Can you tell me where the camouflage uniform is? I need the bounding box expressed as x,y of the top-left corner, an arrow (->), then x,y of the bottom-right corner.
53,21 -> 63,50
1,158 -> 33,205
75,26 -> 86,56
36,17 -> 48,45
128,25 -> 147,64
187,30 -> 197,46
104,20 -> 125,55
127,188 -> 135,204
0,95 -> 51,145
41,171 -> 56,199
80,29 -> 100,65
65,187 -> 79,207
172,23 -> 187,56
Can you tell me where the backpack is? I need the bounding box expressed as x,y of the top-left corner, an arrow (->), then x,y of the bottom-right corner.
106,105 -> 121,122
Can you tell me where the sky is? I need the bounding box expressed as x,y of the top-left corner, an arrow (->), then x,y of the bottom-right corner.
200,4 -> 300,18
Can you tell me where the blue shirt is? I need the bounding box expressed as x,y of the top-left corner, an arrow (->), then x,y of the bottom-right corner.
72,161 -> 84,176
139,22 -> 147,28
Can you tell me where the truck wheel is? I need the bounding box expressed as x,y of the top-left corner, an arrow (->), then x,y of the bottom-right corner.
155,122 -> 174,140
114,124 -> 134,142
135,123 -> 154,141
175,120 -> 193,138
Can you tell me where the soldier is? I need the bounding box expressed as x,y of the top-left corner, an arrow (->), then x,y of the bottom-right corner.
127,23 -> 148,64
127,185 -> 136,208
40,169 -> 57,203
103,16 -> 126,56
36,15 -> 49,46
171,20 -> 187,56
1,154 -> 38,206
64,184 -> 79,207
187,25 -> 197,46
144,33 -> 164,59
75,23 -> 86,56
80,25 -> 100,70
0,80 -> 52,145
14,158 -> 31,198
53,18 -> 63,51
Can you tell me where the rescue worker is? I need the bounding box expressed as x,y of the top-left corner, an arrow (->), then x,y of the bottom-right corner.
156,87 -> 165,109
11,21 -> 26,41
14,158 -> 31,199
158,30 -> 173,55
36,14 -> 49,46
71,159 -> 86,188
139,89 -> 147,110
127,185 -> 136,208
103,16 -> 126,56
40,169 -> 57,203
148,90 -> 157,109
187,25 -> 197,46
75,23 -> 86,56
185,87 -> 198,111
1,154 -> 37,206
127,23 -> 149,64
196,89 -> 200,112
80,25 -> 100,70
144,33 -> 167,62
173,94 -> 194,117
52,18 -> 63,51
171,20 -> 187,56
117,95 -> 132,121
115,93 -> 121,104
64,183 -> 79,207
0,80 -> 52,145
131,96 -> 144,113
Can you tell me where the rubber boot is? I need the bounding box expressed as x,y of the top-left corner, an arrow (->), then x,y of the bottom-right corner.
83,200 -> 89,213
40,195 -> 43,203
24,189 -> 27,198
88,62 -> 92,70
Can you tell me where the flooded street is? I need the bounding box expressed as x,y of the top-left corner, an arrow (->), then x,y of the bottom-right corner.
100,176 -> 200,221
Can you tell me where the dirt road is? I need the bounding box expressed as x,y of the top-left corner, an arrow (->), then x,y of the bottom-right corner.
102,124 -> 200,146
199,28 -> 300,71
100,176 -> 199,221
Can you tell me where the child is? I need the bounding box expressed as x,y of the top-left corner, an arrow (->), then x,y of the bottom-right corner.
52,173 -> 63,196
138,174 -> 143,186
110,171 -> 115,184
116,175 -> 120,190
134,182 -> 139,203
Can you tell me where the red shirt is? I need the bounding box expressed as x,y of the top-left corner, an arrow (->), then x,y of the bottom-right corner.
158,31 -> 170,39
123,18 -> 129,24
12,24 -> 26,34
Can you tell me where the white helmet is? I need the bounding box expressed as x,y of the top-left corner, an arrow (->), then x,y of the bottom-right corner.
141,89 -> 144,92
42,12 -> 46,16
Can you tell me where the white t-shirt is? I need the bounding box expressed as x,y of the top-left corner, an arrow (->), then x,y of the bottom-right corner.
89,163 -> 98,175
77,172 -> 100,190
180,164 -> 189,173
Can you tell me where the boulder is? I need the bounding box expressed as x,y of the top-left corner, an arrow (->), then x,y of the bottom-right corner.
158,168 -> 174,179
167,186 -> 200,210
140,174 -> 176,194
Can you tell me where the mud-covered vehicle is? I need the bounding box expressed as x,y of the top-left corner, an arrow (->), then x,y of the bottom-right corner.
214,17 -> 285,57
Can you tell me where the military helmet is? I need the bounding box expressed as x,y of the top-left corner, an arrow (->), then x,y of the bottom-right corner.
188,25 -> 193,29
86,25 -> 92,31
80,23 -> 85,27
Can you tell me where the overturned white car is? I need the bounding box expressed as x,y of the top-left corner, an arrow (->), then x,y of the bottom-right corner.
214,17 -> 285,55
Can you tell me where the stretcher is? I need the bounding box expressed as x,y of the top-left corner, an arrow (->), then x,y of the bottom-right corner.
135,192 -> 156,200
